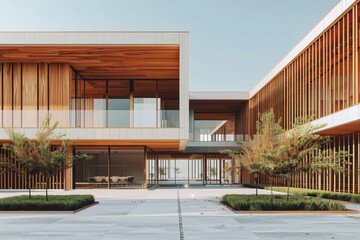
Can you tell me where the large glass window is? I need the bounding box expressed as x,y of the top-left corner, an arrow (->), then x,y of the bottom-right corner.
70,78 -> 179,128
75,147 -> 108,189
84,80 -> 106,127
75,147 -> 144,189
110,148 -> 144,188
108,80 -> 130,127
158,80 -> 179,127
157,154 -> 203,185
134,80 -> 157,127
194,113 -> 235,141
70,70 -> 85,127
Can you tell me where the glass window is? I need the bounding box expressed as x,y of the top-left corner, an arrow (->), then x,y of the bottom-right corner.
194,113 -> 235,141
70,71 -> 85,127
84,80 -> 106,127
75,147 -> 108,189
158,80 -> 179,127
134,80 -> 157,127
108,80 -> 130,127
110,148 -> 144,188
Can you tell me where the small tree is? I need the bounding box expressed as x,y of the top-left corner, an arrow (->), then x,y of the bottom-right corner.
36,116 -> 92,200
222,109 -> 283,196
278,116 -> 351,200
277,116 -> 326,200
3,115 -> 92,200
3,130 -> 41,199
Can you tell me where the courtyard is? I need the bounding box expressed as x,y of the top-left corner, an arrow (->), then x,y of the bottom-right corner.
0,186 -> 359,240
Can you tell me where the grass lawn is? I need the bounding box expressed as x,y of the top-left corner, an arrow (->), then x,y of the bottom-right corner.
222,194 -> 346,211
0,195 -> 95,211
243,184 -> 360,204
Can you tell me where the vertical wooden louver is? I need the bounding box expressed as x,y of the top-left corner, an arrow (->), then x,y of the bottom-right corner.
247,3 -> 360,194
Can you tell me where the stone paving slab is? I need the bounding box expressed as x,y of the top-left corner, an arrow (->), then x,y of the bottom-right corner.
0,186 -> 359,239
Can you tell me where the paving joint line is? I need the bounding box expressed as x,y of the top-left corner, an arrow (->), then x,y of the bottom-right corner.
177,186 -> 185,240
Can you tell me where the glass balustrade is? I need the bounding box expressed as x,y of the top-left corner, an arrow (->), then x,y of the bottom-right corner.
0,109 -> 179,128
192,119 -> 247,142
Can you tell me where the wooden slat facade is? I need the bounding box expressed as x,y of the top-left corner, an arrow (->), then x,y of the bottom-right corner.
250,3 -> 360,135
0,63 -> 71,189
246,2 -> 360,193
0,146 -> 66,190
0,63 -> 70,128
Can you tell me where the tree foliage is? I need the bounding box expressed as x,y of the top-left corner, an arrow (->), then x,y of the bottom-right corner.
2,115 -> 92,200
222,110 -> 352,199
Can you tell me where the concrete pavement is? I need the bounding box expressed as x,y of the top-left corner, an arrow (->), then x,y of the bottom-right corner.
0,186 -> 359,239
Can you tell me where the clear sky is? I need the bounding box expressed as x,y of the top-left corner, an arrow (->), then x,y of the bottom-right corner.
0,0 -> 339,92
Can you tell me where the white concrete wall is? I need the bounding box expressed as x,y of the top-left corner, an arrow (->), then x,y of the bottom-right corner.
190,91 -> 249,100
311,103 -> 360,132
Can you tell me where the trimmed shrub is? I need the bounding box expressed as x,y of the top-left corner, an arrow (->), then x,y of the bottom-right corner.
222,194 -> 346,211
243,184 -> 360,204
0,195 -> 95,211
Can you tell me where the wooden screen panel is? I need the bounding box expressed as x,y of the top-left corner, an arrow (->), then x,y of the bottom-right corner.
249,4 -> 359,135
38,63 -> 49,122
13,63 -> 22,127
49,63 -> 70,127
2,63 -> 12,127
0,144 -> 67,189
22,63 -> 38,127
0,64 -> 2,127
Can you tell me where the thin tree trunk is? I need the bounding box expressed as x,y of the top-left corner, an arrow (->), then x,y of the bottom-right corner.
255,175 -> 258,196
270,176 -> 273,197
240,167 -> 243,184
286,177 -> 290,201
27,174 -> 31,199
45,178 -> 48,201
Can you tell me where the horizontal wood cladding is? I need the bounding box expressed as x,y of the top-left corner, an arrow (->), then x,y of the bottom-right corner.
0,63 -> 70,127
249,3 -> 360,135
0,46 -> 179,80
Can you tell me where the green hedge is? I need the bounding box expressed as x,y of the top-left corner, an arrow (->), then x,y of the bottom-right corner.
222,194 -> 346,211
0,195 -> 95,211
243,184 -> 360,203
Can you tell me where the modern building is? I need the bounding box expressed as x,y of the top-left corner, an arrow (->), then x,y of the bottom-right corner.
0,0 -> 359,193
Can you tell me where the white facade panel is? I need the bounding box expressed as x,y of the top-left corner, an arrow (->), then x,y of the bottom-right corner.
311,104 -> 360,132
190,92 -> 249,100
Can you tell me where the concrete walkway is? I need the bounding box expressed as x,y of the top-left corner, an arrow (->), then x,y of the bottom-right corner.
0,186 -> 360,239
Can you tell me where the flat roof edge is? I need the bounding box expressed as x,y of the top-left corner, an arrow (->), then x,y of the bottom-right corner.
190,91 -> 249,100
0,31 -> 189,33
0,31 -> 189,45
249,0 -> 356,98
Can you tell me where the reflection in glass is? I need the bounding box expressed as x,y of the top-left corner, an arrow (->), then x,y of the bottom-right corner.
68,77 -> 180,128
108,81 -> 130,127
194,118 -> 235,142
110,148 -> 144,188
134,80 -> 157,127
84,80 -> 106,127
158,80 -> 179,127
75,147 -> 108,189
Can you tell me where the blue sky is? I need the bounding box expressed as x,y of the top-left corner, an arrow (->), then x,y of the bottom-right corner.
0,0 -> 339,91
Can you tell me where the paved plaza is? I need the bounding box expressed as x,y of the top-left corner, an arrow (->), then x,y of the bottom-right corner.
0,186 -> 360,240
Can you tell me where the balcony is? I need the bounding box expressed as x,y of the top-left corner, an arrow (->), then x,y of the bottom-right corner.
0,110 -> 179,128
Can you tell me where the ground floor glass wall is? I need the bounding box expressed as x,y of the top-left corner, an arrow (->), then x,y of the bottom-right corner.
154,153 -> 232,185
74,146 -> 144,189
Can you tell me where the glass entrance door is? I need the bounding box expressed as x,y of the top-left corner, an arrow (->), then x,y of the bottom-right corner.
157,154 -> 203,185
